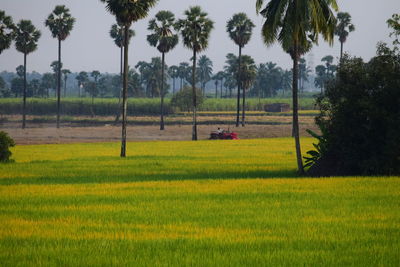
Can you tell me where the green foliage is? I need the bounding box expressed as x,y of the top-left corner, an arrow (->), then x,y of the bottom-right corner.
307,45 -> 400,176
0,10 -> 15,54
0,131 -> 15,163
45,5 -> 75,41
170,86 -> 204,112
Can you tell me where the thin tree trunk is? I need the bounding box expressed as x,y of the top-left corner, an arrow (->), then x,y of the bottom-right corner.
57,39 -> 61,129
220,79 -> 223,98
236,45 -> 242,127
340,41 -> 343,61
22,52 -> 27,129
242,84 -> 246,127
192,49 -> 197,141
115,44 -> 124,123
292,44 -> 304,174
160,52 -> 165,130
120,25 -> 129,157
172,78 -> 175,95
215,81 -> 218,98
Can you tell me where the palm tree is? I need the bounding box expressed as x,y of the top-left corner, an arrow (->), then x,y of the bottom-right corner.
50,60 -> 63,97
110,23 -> 134,123
147,10 -> 178,130
178,62 -> 190,90
197,55 -> 213,95
0,10 -> 15,54
101,0 -> 158,157
168,65 -> 179,94
14,20 -> 41,129
176,6 -> 214,141
212,71 -> 224,98
256,0 -> 338,174
45,5 -> 75,129
61,69 -> 71,97
90,70 -> 101,117
226,13 -> 255,127
335,12 -> 355,60
75,71 -> 89,97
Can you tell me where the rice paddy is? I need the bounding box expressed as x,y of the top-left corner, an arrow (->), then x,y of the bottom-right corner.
0,138 -> 399,266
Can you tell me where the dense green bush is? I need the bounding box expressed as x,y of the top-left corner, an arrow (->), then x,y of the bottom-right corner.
307,44 -> 400,176
170,86 -> 204,112
0,131 -> 15,163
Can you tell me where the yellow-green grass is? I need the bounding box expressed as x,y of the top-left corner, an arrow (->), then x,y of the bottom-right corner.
0,139 -> 399,266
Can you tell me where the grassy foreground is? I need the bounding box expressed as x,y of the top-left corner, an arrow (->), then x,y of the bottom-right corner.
0,138 -> 399,266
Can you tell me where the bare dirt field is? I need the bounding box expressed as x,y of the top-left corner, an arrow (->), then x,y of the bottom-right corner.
1,119 -> 318,145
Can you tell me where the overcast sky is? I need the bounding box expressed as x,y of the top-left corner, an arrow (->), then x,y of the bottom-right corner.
0,0 -> 399,74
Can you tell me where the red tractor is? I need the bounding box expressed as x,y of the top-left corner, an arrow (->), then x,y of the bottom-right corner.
209,129 -> 239,140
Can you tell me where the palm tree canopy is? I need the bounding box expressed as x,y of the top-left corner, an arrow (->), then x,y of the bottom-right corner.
335,12 -> 355,43
224,53 -> 256,90
0,10 -> 16,54
256,0 -> 338,56
100,0 -> 158,26
14,20 -> 41,54
147,10 -> 179,54
168,65 -> 179,79
50,60 -> 63,73
226,13 -> 255,48
45,5 -> 75,41
61,69 -> 71,76
110,23 -> 135,47
175,6 -> 214,53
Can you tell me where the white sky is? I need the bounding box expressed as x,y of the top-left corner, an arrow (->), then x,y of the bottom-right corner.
0,0 -> 399,74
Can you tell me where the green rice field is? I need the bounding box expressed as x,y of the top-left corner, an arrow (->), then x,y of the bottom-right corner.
0,138 -> 399,266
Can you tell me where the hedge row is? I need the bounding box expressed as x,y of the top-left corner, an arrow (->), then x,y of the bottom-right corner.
0,97 -> 316,116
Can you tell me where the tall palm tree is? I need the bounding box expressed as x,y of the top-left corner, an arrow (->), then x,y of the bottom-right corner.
14,20 -> 41,129
147,10 -> 178,130
45,5 -> 75,129
110,23 -> 134,123
61,69 -> 71,97
0,10 -> 15,54
335,12 -> 355,60
226,13 -> 255,127
256,0 -> 338,174
197,55 -> 213,95
176,6 -> 214,141
101,0 -> 158,157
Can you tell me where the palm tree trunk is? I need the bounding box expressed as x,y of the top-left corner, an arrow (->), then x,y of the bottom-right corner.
192,49 -> 197,141
292,45 -> 304,174
57,39 -> 62,129
120,25 -> 129,157
172,78 -> 176,95
160,52 -> 165,130
340,41 -> 344,61
236,45 -> 242,127
241,84 -> 246,127
22,52 -> 27,129
115,44 -> 124,123
220,79 -> 223,98
215,81 -> 218,98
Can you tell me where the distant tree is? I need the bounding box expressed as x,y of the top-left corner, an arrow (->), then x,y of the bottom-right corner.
75,71 -> 89,97
281,70 -> 292,97
28,79 -> 40,97
314,65 -> 327,93
0,131 -> 15,163
197,55 -> 213,94
40,73 -> 55,97
11,76 -> 23,97
147,10 -> 178,130
256,0 -> 338,174
168,65 -> 179,94
253,62 -> 282,99
100,0 -> 158,157
227,13 -> 255,127
212,71 -> 224,98
14,20 -> 41,129
61,69 -> 71,97
0,76 -> 10,97
176,6 -> 214,140
298,58 -> 311,92
177,62 -> 190,89
110,22 -> 134,123
0,10 -> 15,54
16,65 -> 24,78
335,12 -> 355,60
45,5 -> 75,128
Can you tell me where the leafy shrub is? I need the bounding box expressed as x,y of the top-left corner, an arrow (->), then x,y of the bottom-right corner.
170,86 -> 204,112
306,44 -> 400,176
0,131 -> 15,163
